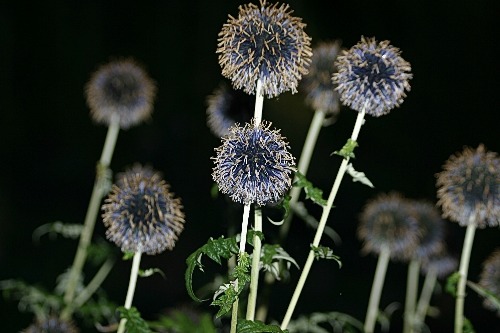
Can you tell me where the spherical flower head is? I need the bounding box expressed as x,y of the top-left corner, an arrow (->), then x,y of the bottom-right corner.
300,40 -> 342,114
206,82 -> 255,137
436,144 -> 500,228
86,58 -> 157,129
333,36 -> 412,117
478,249 -> 500,316
212,119 -> 296,205
421,252 -> 458,279
217,0 -> 312,98
21,316 -> 79,333
102,165 -> 185,255
410,200 -> 445,260
358,193 -> 420,260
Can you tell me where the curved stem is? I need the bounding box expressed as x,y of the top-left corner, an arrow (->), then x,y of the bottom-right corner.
246,207 -> 262,320
73,257 -> 115,309
403,259 -> 420,333
117,251 -> 143,333
415,266 -> 437,327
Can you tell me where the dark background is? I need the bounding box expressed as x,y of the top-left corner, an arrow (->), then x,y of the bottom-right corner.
0,0 -> 498,332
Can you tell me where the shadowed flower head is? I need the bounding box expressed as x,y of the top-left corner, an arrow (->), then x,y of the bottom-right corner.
478,249 -> 500,316
21,316 -> 79,333
217,0 -> 312,98
333,36 -> 412,117
212,119 -> 296,205
300,40 -> 342,114
102,165 -> 185,255
358,192 -> 420,260
421,251 -> 458,279
410,199 -> 445,260
436,144 -> 500,228
206,82 -> 255,137
86,58 -> 156,129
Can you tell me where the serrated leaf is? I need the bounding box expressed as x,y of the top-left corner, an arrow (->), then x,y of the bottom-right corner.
237,319 -> 289,333
332,138 -> 358,159
293,172 -> 327,206
346,163 -> 374,188
260,244 -> 299,280
446,271 -> 460,297
310,245 -> 342,268
149,310 -> 217,333
287,311 -> 363,333
139,268 -> 166,279
118,306 -> 152,333
467,280 -> 500,310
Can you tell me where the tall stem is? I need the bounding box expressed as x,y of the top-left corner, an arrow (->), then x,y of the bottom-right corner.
61,114 -> 120,320
117,251 -> 143,333
246,207 -> 262,320
253,78 -> 264,126
415,266 -> 437,327
403,259 -> 420,333
281,109 -> 366,329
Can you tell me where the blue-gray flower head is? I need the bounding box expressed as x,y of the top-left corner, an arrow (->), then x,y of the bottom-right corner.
421,252 -> 458,279
300,40 -> 342,114
410,200 -> 445,260
86,58 -> 156,129
21,316 -> 79,333
206,82 -> 254,137
217,0 -> 312,98
102,165 -> 185,255
479,249 -> 500,316
212,119 -> 296,205
358,192 -> 420,260
333,36 -> 412,117
436,144 -> 500,228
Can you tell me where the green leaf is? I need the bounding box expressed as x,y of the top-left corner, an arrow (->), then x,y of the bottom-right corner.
446,271 -> 460,297
267,194 -> 291,225
463,317 -> 476,333
237,319 -> 289,333
293,172 -> 327,206
287,311 -> 363,333
247,229 -> 265,247
32,221 -> 83,243
185,236 -> 239,302
117,306 -> 152,333
332,138 -> 358,159
210,182 -> 219,199
310,245 -> 342,268
346,163 -> 374,188
261,244 -> 299,280
139,268 -> 166,279
150,310 -> 217,333
467,280 -> 500,310
122,251 -> 136,260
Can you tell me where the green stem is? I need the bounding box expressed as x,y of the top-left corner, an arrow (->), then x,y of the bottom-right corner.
415,266 -> 437,327
403,259 -> 420,333
364,246 -> 391,333
117,251 -> 143,333
61,114 -> 120,320
246,207 -> 262,320
72,257 -> 115,309
455,223 -> 476,333
281,109 -> 366,330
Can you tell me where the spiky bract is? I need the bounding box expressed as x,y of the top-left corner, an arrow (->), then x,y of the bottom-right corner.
333,36 -> 412,117
410,200 -> 445,260
217,0 -> 312,98
21,317 -> 79,333
212,119 -> 296,205
479,249 -> 500,315
436,144 -> 500,228
102,165 -> 185,255
86,58 -> 156,129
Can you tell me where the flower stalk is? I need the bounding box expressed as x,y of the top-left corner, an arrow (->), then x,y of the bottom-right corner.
117,251 -> 143,333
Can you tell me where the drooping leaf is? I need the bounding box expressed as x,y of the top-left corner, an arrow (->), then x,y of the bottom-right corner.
117,306 -> 152,333
260,244 -> 299,280
138,268 -> 166,279
310,245 -> 342,268
332,138 -> 358,159
237,319 -> 289,333
293,172 -> 327,206
346,163 -> 374,188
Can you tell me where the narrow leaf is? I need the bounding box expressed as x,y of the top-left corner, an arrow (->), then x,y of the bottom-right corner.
293,172 -> 327,206
138,268 -> 166,279
333,138 -> 358,159
346,163 -> 374,188
237,319 -> 289,333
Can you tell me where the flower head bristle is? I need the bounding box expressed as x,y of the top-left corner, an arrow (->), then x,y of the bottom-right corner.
212,119 -> 296,205
436,144 -> 500,228
86,58 -> 156,129
410,199 -> 446,260
333,36 -> 412,117
217,0 -> 312,98
420,251 -> 458,279
102,165 -> 185,255
478,249 -> 500,316
21,316 -> 79,333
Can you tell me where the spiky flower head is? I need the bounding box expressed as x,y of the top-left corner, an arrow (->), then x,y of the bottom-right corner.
410,200 -> 445,260
420,252 -> 458,279
21,317 -> 79,333
300,40 -> 342,114
358,192 -> 420,260
217,0 -> 312,98
478,249 -> 500,316
102,165 -> 185,255
86,58 -> 156,129
436,144 -> 500,228
212,119 -> 296,205
333,36 -> 412,117
206,82 -> 254,137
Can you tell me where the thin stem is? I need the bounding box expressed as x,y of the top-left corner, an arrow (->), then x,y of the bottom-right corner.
117,251 -> 143,333
61,114 -> 120,320
455,223 -> 476,333
403,259 -> 420,333
254,78 -> 264,127
415,266 -> 437,327
73,257 -> 115,309
281,109 -> 366,330
246,207 -> 262,320
364,246 -> 391,333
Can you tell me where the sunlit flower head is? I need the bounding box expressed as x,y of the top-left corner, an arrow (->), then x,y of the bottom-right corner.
333,36 -> 412,117
212,119 -> 296,205
421,251 -> 458,279
478,249 -> 500,316
436,144 -> 500,228
410,200 -> 446,260
86,58 -> 156,129
358,192 -> 420,260
206,82 -> 254,137
217,0 -> 312,98
102,165 -> 185,255
300,40 -> 342,114
21,316 -> 79,333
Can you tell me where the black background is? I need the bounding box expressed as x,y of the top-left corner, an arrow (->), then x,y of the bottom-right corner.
0,1 -> 498,332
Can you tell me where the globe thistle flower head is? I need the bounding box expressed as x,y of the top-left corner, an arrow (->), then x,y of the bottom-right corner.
300,40 -> 342,114
217,0 -> 312,98
436,144 -> 500,228
410,200 -> 446,260
478,249 -> 500,315
358,193 -> 420,260
21,316 -> 79,333
212,119 -> 296,205
421,252 -> 458,279
86,58 -> 156,129
333,36 -> 412,117
102,165 -> 185,255
206,82 -> 255,137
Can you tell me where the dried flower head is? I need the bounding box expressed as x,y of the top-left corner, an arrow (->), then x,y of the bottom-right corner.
86,58 -> 156,129
217,0 -> 312,98
436,144 -> 500,228
102,165 -> 185,255
21,316 -> 79,333
478,249 -> 500,315
421,252 -> 458,279
358,193 -> 420,260
300,40 -> 342,114
212,119 -> 296,205
410,200 -> 445,260
206,82 -> 254,137
333,36 -> 412,117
